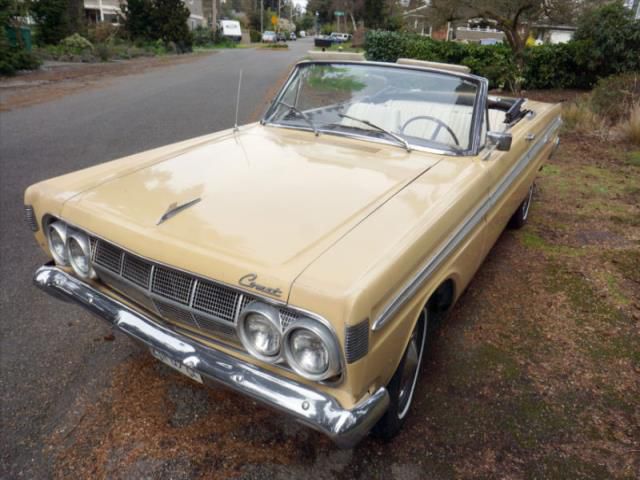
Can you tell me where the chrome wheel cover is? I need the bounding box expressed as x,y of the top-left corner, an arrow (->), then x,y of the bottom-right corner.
397,311 -> 428,420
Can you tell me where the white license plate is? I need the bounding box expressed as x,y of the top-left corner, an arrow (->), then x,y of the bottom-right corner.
150,348 -> 203,384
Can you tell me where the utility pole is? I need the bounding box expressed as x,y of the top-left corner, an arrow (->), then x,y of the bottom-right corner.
260,0 -> 263,33
211,0 -> 217,31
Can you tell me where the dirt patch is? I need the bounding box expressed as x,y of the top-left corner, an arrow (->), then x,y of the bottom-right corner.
0,53 -> 216,112
45,112 -> 639,478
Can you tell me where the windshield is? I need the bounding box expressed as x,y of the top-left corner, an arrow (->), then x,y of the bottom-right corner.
265,62 -> 480,153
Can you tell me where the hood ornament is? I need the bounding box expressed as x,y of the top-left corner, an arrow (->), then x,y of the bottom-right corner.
157,198 -> 201,225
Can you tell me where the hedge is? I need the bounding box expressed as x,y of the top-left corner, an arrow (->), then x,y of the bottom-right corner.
364,30 -> 638,91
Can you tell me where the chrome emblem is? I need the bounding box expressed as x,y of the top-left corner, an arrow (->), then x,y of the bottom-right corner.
239,274 -> 283,297
157,198 -> 201,225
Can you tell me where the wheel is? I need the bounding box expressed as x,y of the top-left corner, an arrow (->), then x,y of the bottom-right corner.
509,183 -> 534,229
373,310 -> 428,441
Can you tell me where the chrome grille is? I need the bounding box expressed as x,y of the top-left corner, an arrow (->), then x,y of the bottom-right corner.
193,280 -> 237,321
152,267 -> 194,305
345,319 -> 369,364
24,205 -> 38,232
87,236 -> 320,352
88,237 -> 252,345
154,299 -> 198,328
193,314 -> 237,338
95,241 -> 123,273
97,268 -> 157,313
279,308 -> 301,330
122,255 -> 152,288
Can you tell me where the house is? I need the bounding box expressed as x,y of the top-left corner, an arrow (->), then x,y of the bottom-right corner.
84,0 -> 206,29
532,24 -> 576,44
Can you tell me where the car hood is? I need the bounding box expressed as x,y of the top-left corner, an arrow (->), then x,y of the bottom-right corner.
62,125 -> 441,301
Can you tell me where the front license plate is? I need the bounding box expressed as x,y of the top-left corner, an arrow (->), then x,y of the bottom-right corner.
150,348 -> 203,384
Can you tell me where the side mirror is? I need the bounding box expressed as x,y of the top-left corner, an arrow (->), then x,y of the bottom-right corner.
487,131 -> 512,151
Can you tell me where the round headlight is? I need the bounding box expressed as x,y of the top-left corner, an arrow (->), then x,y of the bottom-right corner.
238,302 -> 282,362
47,221 -> 68,265
284,319 -> 341,381
66,230 -> 95,279
289,329 -> 328,374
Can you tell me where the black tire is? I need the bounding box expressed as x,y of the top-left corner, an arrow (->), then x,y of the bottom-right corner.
509,183 -> 534,229
372,311 -> 428,441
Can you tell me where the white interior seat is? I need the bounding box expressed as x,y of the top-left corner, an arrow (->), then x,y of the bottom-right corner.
343,100 -> 474,148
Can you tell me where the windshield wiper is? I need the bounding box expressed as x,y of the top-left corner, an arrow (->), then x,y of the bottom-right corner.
273,101 -> 319,136
338,113 -> 411,152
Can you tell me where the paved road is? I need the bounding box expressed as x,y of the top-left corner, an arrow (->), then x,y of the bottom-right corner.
0,40 -> 312,478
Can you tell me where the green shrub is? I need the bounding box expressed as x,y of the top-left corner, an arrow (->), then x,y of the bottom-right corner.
122,0 -> 193,52
192,26 -> 214,46
95,43 -> 111,61
591,73 -> 640,124
60,33 -> 94,54
574,1 -> 640,80
0,44 -> 41,75
249,30 -> 261,43
522,41 -> 593,89
30,0 -> 72,45
364,19 -> 640,92
364,30 -> 518,89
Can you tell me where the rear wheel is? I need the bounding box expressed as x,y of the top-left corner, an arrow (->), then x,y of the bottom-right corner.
373,310 -> 428,440
509,183 -> 534,229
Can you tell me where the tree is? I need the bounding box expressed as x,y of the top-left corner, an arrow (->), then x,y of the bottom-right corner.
121,0 -> 193,50
574,1 -> 640,77
31,0 -> 72,44
151,0 -> 191,46
428,0 -> 585,64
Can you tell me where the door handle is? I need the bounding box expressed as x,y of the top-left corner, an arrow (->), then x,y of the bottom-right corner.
525,133 -> 536,142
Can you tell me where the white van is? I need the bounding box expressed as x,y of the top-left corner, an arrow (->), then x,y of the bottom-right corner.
220,20 -> 242,42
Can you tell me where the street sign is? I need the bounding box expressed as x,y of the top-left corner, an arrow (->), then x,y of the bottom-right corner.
271,15 -> 278,26
334,11 -> 344,16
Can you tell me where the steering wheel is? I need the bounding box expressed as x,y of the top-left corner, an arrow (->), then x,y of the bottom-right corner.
400,116 -> 460,147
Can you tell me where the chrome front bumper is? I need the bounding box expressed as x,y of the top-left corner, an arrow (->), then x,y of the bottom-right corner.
33,264 -> 389,448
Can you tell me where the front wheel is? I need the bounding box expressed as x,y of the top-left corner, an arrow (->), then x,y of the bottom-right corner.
509,183 -> 534,229
373,310 -> 428,440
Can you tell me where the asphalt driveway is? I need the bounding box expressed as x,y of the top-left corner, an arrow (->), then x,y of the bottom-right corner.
0,40 -> 311,478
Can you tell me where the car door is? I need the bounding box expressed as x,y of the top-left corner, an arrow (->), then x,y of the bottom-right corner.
482,105 -> 560,250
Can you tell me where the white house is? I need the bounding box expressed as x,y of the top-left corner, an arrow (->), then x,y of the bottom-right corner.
84,0 -> 206,29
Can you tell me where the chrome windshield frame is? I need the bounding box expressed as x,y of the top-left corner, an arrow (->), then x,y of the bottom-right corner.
262,60 -> 489,157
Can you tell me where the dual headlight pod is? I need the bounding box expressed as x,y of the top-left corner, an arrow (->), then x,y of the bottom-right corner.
46,220 -> 96,280
238,302 -> 341,381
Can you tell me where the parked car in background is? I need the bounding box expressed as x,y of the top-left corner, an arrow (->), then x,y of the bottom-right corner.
28,54 -> 561,448
261,30 -> 276,43
314,34 -> 334,48
299,30 -> 306,38
330,32 -> 351,43
219,20 -> 242,42
290,32 -> 297,41
277,32 -> 287,42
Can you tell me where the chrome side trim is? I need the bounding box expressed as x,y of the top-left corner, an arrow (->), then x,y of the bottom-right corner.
33,264 -> 389,448
372,116 -> 562,331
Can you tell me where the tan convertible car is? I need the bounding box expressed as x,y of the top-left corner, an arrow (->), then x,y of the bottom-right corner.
26,54 -> 561,447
